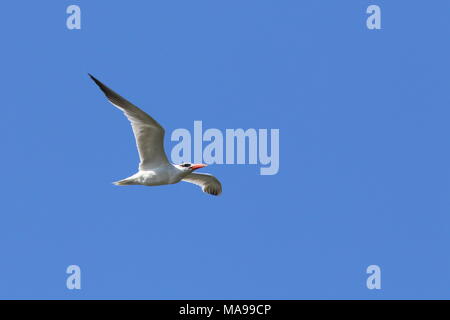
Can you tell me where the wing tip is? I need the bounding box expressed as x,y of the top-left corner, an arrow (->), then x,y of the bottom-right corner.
203,186 -> 222,196
88,73 -> 102,86
88,73 -> 112,98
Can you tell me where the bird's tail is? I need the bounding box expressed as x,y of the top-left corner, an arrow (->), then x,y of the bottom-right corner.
113,178 -> 136,186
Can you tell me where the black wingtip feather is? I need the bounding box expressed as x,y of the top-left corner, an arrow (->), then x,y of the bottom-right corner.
88,73 -> 101,85
88,74 -> 110,96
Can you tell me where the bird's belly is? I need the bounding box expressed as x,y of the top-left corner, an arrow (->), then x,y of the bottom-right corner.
138,170 -> 178,186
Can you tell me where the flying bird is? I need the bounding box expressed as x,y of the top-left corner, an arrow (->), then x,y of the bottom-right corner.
89,74 -> 222,196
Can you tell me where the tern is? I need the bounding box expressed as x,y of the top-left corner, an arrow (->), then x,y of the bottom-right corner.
89,74 -> 222,196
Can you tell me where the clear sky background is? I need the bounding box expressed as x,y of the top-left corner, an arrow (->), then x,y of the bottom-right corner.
2,0 -> 450,299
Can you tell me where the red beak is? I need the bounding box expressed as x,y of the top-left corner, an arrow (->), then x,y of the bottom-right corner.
191,163 -> 207,170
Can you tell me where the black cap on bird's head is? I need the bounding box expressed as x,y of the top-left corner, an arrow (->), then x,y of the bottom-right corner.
178,162 -> 207,171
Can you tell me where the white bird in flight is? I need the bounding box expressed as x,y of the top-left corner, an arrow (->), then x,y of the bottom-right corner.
89,74 -> 222,196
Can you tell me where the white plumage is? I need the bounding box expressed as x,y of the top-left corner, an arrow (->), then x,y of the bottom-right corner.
89,74 -> 222,196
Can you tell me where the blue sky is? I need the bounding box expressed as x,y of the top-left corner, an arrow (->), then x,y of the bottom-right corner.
2,0 -> 450,299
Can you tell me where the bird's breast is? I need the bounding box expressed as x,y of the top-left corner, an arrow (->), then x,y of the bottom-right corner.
138,167 -> 181,186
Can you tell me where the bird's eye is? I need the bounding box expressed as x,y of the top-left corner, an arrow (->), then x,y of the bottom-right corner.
181,163 -> 191,168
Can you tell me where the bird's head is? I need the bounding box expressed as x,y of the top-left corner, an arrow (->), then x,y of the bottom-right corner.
175,162 -> 208,173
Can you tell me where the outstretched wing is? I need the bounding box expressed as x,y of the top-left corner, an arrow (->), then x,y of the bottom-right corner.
182,173 -> 222,196
89,74 -> 169,170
